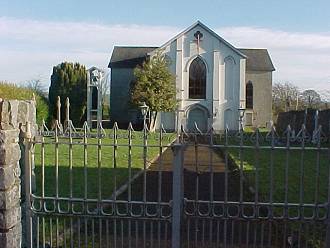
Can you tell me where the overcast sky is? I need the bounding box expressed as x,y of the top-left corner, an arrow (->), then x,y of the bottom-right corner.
0,0 -> 329,92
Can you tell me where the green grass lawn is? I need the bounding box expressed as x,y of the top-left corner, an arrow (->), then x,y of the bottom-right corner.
228,147 -> 329,204
216,133 -> 330,207
33,129 -> 175,200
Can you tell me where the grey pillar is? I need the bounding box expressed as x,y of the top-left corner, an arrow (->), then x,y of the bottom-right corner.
0,99 -> 37,248
171,143 -> 184,248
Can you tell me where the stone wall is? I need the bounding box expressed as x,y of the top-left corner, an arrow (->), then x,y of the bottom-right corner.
0,99 -> 36,248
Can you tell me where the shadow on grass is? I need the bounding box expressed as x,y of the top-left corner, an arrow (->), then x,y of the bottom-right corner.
34,165 -> 142,200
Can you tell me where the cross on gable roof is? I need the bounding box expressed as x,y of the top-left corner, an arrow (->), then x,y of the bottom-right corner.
108,21 -> 275,71
109,46 -> 275,71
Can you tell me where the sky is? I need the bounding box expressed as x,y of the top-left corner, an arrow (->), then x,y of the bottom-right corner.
0,0 -> 329,93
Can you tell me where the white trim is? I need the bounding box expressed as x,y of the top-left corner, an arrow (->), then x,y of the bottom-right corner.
184,55 -> 210,73
185,103 -> 211,118
148,21 -> 247,59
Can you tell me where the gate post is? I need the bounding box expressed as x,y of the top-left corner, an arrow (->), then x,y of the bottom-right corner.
0,127 -> 21,248
171,143 -> 184,248
0,99 -> 37,248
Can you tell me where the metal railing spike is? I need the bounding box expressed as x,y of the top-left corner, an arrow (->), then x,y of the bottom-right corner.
127,122 -> 134,131
39,119 -> 45,134
65,97 -> 70,127
286,125 -> 291,146
56,96 -> 61,124
113,122 -> 119,130
160,124 -> 166,135
82,121 -> 90,137
180,124 -> 187,142
270,124 -> 276,147
82,121 -> 88,129
142,122 -> 149,133
265,124 -> 278,143
255,127 -> 260,146
249,127 -> 259,144
97,121 -> 106,138
206,123 -> 214,135
193,122 -> 202,135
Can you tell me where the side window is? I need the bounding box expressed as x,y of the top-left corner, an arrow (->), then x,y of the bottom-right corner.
246,81 -> 253,109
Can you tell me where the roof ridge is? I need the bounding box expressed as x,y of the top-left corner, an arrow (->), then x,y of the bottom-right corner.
238,48 -> 268,50
114,46 -> 159,48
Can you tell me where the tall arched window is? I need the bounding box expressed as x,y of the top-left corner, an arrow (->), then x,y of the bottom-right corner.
246,81 -> 253,109
189,57 -> 206,99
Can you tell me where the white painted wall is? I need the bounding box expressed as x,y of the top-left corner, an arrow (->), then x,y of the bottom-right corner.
157,23 -> 245,131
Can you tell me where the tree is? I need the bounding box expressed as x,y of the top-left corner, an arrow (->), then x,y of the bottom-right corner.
26,77 -> 46,95
272,82 -> 300,115
49,62 -> 87,126
321,90 -> 330,109
300,89 -> 322,109
130,51 -> 177,131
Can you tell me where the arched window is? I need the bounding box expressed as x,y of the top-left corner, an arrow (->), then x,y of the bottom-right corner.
189,57 -> 206,99
225,56 -> 235,100
246,81 -> 253,109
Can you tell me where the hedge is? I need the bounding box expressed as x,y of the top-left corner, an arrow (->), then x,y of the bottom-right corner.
0,81 -> 49,125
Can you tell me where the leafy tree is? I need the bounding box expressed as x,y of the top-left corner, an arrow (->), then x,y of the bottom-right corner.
49,62 -> 87,126
130,51 -> 177,131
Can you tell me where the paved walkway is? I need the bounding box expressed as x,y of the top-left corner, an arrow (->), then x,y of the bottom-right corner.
148,145 -> 226,173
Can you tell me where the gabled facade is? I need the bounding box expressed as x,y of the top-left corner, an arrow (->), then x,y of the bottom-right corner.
109,21 -> 275,131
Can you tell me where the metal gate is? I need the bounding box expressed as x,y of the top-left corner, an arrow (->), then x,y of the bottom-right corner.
24,118 -> 330,247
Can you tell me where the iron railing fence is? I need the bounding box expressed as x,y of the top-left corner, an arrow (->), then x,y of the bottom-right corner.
23,104 -> 330,247
178,124 -> 329,248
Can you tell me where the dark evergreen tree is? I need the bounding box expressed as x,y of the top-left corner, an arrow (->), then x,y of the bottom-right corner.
49,62 -> 87,126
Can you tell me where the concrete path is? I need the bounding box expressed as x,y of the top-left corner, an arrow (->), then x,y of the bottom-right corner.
148,145 -> 226,173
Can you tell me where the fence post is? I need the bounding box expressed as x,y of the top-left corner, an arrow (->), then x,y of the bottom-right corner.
23,122 -> 32,248
171,143 -> 184,248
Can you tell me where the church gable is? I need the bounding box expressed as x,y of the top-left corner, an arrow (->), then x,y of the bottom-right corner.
108,21 -> 275,130
150,21 -> 246,60
108,22 -> 275,73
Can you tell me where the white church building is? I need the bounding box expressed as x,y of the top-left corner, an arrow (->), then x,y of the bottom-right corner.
109,21 -> 275,131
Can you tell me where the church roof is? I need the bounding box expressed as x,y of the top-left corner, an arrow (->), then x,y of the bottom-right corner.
238,48 -> 275,72
109,46 -> 275,71
109,46 -> 158,68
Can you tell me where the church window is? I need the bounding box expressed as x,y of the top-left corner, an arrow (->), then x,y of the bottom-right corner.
246,81 -> 253,109
189,57 -> 206,99
225,56 -> 235,100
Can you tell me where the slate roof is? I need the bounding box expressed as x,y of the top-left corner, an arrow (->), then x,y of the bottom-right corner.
238,48 -> 275,71
109,46 -> 275,72
109,46 -> 158,68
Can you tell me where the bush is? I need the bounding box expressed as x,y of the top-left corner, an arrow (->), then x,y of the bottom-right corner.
49,62 -> 87,126
0,81 -> 49,125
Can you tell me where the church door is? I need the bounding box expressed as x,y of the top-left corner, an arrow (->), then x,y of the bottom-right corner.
187,108 -> 207,132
